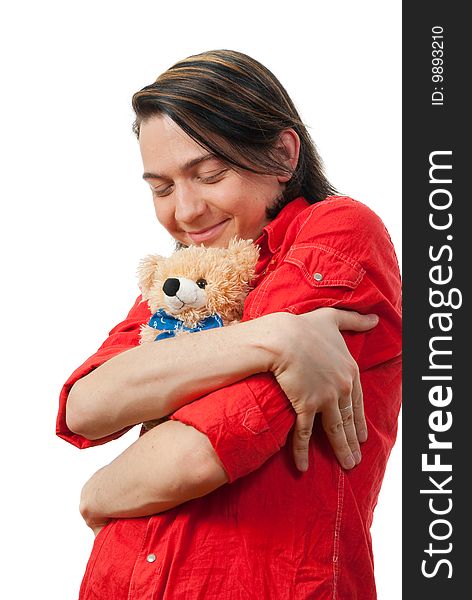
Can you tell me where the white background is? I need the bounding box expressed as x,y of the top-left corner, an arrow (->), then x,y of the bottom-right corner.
0,1 -> 401,598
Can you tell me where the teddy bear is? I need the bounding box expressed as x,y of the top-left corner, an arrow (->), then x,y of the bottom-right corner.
137,237 -> 260,430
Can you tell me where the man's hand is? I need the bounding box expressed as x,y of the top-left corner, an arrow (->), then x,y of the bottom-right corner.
267,308 -> 378,471
92,524 -> 107,537
80,468 -> 111,535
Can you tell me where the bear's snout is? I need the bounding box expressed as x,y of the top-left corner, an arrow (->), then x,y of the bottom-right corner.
161,276 -> 208,312
162,278 -> 180,297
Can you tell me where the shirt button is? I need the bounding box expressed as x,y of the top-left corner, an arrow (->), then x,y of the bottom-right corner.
313,272 -> 323,282
146,553 -> 157,563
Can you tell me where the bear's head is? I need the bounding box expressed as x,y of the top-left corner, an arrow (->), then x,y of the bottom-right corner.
138,238 -> 260,328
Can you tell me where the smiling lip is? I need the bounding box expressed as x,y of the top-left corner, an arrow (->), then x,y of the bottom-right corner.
186,219 -> 230,244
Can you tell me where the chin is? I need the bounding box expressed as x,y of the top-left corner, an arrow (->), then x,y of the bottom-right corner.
202,231 -> 237,249
202,239 -> 229,249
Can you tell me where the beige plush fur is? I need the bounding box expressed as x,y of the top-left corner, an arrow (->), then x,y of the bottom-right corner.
137,237 -> 259,430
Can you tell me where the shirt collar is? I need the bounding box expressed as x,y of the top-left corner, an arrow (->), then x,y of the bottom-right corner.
255,196 -> 310,254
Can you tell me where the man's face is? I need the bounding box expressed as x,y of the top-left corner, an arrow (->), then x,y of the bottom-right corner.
139,115 -> 286,248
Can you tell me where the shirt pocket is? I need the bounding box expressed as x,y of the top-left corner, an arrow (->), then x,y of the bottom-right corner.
245,243 -> 366,317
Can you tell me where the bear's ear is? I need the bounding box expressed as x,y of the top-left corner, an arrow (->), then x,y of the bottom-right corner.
227,238 -> 260,279
137,254 -> 165,300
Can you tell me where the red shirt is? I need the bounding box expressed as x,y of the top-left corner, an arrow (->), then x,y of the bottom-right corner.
57,196 -> 402,600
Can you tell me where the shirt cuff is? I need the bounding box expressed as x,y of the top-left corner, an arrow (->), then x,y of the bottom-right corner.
170,373 -> 295,482
56,295 -> 150,449
56,345 -> 135,449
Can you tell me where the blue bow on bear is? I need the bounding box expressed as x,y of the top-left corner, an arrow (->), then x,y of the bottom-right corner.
148,308 -> 224,341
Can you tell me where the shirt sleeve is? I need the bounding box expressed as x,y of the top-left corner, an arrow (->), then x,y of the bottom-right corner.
170,197 -> 402,482
56,295 -> 150,449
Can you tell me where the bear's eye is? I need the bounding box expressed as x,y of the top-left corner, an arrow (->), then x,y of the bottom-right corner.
196,278 -> 207,289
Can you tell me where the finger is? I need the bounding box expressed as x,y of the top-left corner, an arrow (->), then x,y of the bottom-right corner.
334,309 -> 379,332
292,411 -> 316,472
339,395 -> 361,465
352,372 -> 368,443
93,525 -> 105,537
321,406 -> 356,470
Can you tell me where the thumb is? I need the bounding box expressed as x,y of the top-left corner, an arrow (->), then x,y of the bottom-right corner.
335,310 -> 379,332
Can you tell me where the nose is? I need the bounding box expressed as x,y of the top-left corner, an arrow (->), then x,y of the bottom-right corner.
162,278 -> 180,297
174,186 -> 207,224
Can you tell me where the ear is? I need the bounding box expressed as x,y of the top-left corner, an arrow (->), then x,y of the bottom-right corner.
275,128 -> 300,183
227,238 -> 260,280
137,255 -> 165,299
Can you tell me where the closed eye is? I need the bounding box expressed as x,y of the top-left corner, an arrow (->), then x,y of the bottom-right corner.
151,185 -> 173,198
199,169 -> 228,183
149,169 -> 228,197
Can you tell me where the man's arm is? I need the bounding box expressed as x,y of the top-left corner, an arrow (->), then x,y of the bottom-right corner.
76,198 -> 401,530
80,308 -> 381,533
79,420 -> 228,531
67,315 -> 276,440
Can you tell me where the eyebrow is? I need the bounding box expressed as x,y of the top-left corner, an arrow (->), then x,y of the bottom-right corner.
142,153 -> 218,180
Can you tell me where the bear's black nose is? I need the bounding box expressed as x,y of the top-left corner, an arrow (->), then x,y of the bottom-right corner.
162,278 -> 181,297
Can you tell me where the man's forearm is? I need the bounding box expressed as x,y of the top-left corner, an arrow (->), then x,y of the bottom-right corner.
80,420 -> 228,527
67,315 -> 280,439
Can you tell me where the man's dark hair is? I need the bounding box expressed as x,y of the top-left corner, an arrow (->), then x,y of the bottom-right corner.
132,49 -> 336,219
